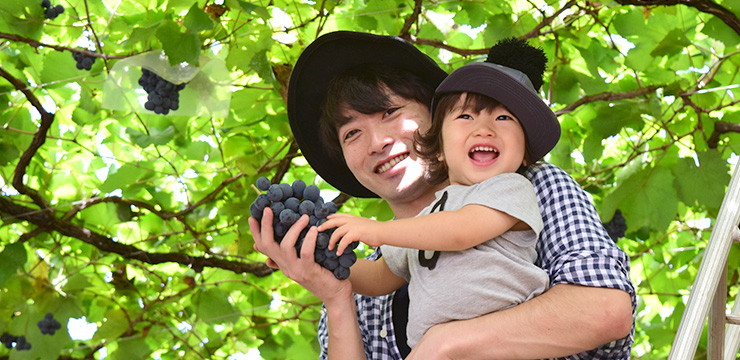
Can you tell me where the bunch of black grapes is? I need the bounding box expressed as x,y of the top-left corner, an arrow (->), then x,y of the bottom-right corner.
0,312 -> 62,351
41,0 -> 64,19
72,51 -> 95,71
0,333 -> 30,351
603,209 -> 627,243
250,177 -> 358,280
38,312 -> 62,335
138,68 -> 186,115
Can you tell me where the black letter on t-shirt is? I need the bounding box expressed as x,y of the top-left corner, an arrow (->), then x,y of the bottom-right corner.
418,191 -> 447,270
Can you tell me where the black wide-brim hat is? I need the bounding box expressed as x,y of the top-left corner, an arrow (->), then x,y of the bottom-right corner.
432,62 -> 561,163
287,31 -> 448,198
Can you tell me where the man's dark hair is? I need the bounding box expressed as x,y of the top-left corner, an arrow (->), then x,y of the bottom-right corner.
319,64 -> 435,161
416,92 -> 534,184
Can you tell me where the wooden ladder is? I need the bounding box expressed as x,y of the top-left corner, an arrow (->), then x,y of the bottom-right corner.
669,164 -> 740,359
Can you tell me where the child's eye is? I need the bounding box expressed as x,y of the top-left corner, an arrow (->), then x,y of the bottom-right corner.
457,113 -> 474,120
496,114 -> 514,121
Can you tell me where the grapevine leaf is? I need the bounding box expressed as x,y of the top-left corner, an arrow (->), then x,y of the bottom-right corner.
184,3 -> 214,33
155,20 -> 201,65
0,243 -> 26,287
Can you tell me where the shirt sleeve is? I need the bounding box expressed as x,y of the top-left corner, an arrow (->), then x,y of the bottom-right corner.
527,163 -> 635,299
527,163 -> 636,359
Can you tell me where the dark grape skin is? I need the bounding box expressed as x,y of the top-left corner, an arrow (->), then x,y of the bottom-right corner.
138,68 -> 186,115
256,176 -> 271,191
250,178 -> 359,279
38,312 -> 62,335
603,209 -> 626,243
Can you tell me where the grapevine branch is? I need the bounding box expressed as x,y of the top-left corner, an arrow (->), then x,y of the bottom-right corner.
615,0 -> 740,36
0,196 -> 274,276
0,65 -> 53,210
522,0 -> 578,39
554,85 -> 662,115
708,121 -> 740,149
0,32 -> 133,59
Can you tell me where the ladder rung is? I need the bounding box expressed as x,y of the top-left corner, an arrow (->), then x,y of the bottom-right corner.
728,314 -> 740,325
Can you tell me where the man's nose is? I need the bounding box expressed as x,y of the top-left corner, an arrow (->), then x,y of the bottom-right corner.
368,131 -> 392,155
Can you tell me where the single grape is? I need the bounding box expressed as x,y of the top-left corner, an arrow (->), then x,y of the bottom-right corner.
266,184 -> 283,202
269,201 -> 285,216
333,266 -> 350,280
292,179 -> 307,198
279,209 -> 299,226
303,185 -> 320,202
279,183 -> 293,200
284,197 -> 300,212
298,200 -> 315,215
339,251 -> 357,267
254,194 -> 270,210
256,176 -> 270,191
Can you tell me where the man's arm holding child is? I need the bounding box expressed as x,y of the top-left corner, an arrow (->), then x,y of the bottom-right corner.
408,284 -> 632,359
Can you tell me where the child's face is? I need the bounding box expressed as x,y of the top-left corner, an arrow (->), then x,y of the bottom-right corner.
439,97 -> 527,186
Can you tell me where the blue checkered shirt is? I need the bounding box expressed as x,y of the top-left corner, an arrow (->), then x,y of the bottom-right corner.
317,162 -> 636,359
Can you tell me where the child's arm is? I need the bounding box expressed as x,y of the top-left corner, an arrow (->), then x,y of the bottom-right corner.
349,257 -> 407,296
319,204 -> 525,255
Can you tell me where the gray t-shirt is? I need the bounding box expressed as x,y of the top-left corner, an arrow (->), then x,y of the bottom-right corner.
382,172 -> 549,348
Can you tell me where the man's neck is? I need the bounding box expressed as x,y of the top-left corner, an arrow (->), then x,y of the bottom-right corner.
387,182 -> 447,219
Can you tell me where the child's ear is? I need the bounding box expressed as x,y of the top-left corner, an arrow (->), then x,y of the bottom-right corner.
437,151 -> 445,162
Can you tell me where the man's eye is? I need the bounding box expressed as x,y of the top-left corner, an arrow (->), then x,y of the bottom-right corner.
343,129 -> 359,141
384,107 -> 400,117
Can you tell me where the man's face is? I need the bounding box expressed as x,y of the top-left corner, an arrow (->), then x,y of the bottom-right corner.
336,93 -> 432,203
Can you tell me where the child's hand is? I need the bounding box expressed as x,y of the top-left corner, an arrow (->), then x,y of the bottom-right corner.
318,213 -> 382,255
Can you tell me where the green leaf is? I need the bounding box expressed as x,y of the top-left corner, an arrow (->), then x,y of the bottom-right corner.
0,141 -> 20,165
249,49 -> 276,84
93,309 -> 129,342
603,165 -> 679,233
701,16 -> 740,47
126,125 -> 176,148
100,164 -> 152,193
194,288 -> 239,323
110,338 -> 153,359
155,20 -> 201,65
184,3 -> 214,33
673,151 -> 731,213
0,243 -> 26,287
650,29 -> 691,57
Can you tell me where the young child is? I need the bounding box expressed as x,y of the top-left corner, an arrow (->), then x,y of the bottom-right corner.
317,38 -> 561,349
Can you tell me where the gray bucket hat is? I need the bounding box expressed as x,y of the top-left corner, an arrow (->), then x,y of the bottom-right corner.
432,62 -> 560,163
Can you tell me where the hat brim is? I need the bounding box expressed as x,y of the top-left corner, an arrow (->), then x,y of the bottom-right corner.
432,62 -> 560,163
288,31 -> 447,198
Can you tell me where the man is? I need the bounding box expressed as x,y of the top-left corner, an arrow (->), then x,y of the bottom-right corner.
249,31 -> 635,359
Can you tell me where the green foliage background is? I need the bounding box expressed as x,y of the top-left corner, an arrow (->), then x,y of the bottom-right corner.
0,0 -> 739,358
